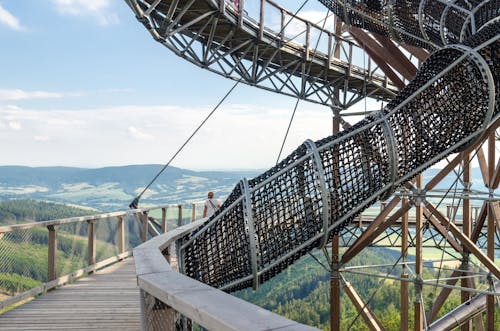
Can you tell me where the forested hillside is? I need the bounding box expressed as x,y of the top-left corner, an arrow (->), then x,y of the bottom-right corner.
0,199 -> 93,225
0,199 -> 110,303
234,247 -> 496,331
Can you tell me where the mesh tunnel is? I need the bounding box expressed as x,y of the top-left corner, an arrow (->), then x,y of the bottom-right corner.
179,19 -> 498,291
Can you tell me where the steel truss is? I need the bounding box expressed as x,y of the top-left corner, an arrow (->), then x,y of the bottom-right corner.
328,129 -> 500,331
126,0 -> 401,108
125,0 -> 499,330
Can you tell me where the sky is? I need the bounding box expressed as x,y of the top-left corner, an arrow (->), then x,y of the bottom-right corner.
0,0 -> 382,170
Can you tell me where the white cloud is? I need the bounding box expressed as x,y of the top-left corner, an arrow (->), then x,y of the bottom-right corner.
5,105 -> 21,110
0,103 -> 334,169
34,135 -> 50,142
52,0 -> 119,26
128,126 -> 154,141
0,89 -> 65,101
8,121 -> 22,130
0,4 -> 24,31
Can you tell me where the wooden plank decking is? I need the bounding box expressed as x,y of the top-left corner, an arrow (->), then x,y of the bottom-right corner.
0,258 -> 141,330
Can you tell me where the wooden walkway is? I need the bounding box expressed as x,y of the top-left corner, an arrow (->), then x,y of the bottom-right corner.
0,258 -> 141,330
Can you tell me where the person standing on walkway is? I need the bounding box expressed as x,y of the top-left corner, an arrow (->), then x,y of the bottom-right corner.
203,191 -> 221,218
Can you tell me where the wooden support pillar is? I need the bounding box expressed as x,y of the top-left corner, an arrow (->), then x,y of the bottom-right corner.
461,152 -> 472,331
331,105 -> 341,331
177,205 -> 183,227
162,207 -> 167,233
400,198 -> 409,331
191,203 -> 196,223
117,216 -> 125,254
487,134 -> 495,330
331,235 -> 341,331
141,211 -> 149,243
88,220 -> 96,269
47,225 -> 57,281
414,174 -> 423,331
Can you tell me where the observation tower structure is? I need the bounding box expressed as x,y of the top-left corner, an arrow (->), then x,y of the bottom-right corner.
125,0 -> 500,330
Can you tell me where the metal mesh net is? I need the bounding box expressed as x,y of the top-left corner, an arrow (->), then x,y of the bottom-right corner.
56,222 -> 89,275
0,228 -> 48,297
317,0 -> 498,49
0,213 -> 146,307
179,20 -> 499,292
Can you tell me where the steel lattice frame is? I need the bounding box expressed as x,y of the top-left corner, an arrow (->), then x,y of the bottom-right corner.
126,0 -> 401,108
126,0 -> 499,329
179,20 -> 498,292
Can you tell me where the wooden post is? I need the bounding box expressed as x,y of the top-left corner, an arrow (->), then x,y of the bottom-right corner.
461,152 -> 472,331
331,106 -> 341,331
400,198 -> 409,331
141,211 -> 149,243
47,225 -> 57,281
162,207 -> 167,233
414,174 -> 423,331
191,203 -> 196,222
177,205 -> 183,227
487,134 -> 495,330
331,235 -> 340,331
88,220 -> 96,269
117,216 -> 125,254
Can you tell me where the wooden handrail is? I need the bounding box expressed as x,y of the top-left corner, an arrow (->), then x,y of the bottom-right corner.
0,201 -> 206,311
0,201 -> 206,233
134,219 -> 319,330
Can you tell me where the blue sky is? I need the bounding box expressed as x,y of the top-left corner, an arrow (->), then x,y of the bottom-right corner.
0,0 -> 377,170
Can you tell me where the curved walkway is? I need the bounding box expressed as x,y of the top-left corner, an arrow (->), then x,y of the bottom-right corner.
0,258 -> 140,330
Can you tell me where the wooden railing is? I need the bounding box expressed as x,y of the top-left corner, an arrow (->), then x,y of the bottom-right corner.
0,201 -> 205,311
134,218 -> 319,331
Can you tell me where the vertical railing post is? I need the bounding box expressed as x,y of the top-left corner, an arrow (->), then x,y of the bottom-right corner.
327,33 -> 333,65
191,203 -> 196,222
88,219 -> 96,269
258,0 -> 264,40
238,0 -> 244,28
47,225 -> 57,281
219,0 -> 225,15
141,211 -> 149,243
348,43 -> 353,76
177,204 -> 183,227
162,207 -> 168,233
280,9 -> 285,41
305,22 -> 311,61
117,216 -> 125,254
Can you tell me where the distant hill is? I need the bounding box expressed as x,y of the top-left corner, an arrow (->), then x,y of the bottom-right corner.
0,199 -> 94,225
0,165 -> 488,212
0,165 -> 260,211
